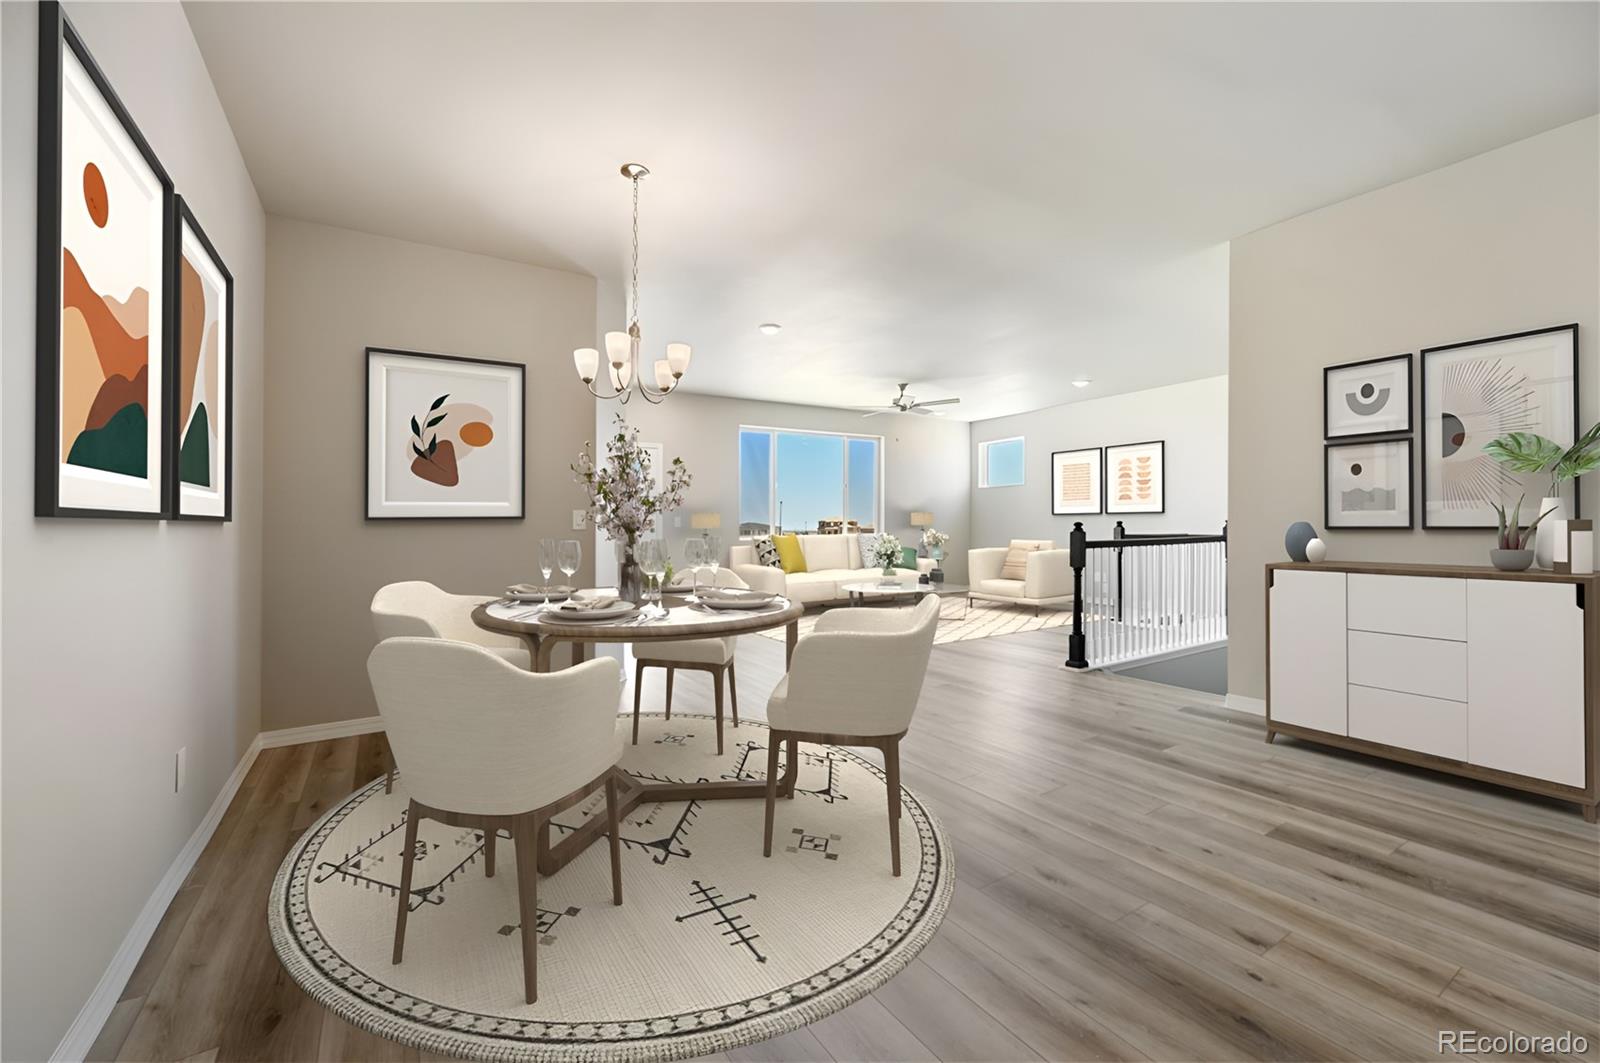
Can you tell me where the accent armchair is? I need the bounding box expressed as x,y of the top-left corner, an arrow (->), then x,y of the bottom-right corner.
966,540 -> 1074,611
632,568 -> 748,754
762,595 -> 940,876
368,637 -> 624,1005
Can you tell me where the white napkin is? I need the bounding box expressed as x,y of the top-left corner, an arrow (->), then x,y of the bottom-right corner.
559,596 -> 621,612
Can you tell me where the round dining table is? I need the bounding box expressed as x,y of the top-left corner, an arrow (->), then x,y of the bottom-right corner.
471,591 -> 806,875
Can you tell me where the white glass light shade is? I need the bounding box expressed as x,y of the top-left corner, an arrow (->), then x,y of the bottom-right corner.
573,347 -> 600,381
610,359 -> 633,391
665,342 -> 692,375
605,331 -> 631,368
653,360 -> 675,391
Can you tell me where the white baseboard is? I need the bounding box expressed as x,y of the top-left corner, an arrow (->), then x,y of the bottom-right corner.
53,714 -> 388,1059
1225,693 -> 1267,716
257,714 -> 384,749
52,731 -> 265,1062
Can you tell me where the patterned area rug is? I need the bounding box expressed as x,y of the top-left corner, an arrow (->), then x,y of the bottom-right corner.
269,714 -> 952,1062
755,595 -> 1072,645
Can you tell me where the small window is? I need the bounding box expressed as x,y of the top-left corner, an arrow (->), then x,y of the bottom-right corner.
980,437 -> 1025,488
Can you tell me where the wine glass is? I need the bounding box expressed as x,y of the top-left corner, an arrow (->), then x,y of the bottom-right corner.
558,539 -> 582,594
537,538 -> 557,599
704,534 -> 721,588
682,538 -> 708,597
638,539 -> 667,611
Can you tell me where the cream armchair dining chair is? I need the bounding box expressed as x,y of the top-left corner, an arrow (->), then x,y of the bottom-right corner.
369,637 -> 624,1006
762,595 -> 940,876
632,568 -> 749,754
371,580 -> 531,792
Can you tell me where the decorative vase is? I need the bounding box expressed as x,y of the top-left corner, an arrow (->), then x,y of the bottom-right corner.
1534,496 -> 1569,569
1305,538 -> 1327,564
1490,548 -> 1534,572
616,541 -> 644,603
1284,521 -> 1317,563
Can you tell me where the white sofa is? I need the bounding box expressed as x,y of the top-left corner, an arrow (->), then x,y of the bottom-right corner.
967,540 -> 1074,610
730,534 -> 935,605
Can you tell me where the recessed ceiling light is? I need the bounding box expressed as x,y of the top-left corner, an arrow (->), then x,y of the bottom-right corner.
1072,379 -> 1092,388
758,323 -> 782,335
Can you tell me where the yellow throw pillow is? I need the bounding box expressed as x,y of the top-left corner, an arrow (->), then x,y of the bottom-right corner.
773,534 -> 808,574
1001,539 -> 1053,580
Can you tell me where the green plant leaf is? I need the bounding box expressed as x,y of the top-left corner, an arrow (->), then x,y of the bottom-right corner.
410,415 -> 422,439
429,394 -> 449,411
1482,432 -> 1563,473
426,413 -> 447,428
428,436 -> 438,456
412,442 -> 425,460
1555,421 -> 1600,482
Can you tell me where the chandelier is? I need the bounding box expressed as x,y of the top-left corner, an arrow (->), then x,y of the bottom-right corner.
572,163 -> 690,404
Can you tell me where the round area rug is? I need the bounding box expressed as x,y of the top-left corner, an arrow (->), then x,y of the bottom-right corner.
269,713 -> 952,1062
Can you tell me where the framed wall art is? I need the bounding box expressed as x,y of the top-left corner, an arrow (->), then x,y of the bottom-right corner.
1420,324 -> 1578,529
1050,447 -> 1102,515
1324,352 -> 1412,439
1104,440 -> 1164,514
1325,438 -> 1413,529
171,197 -> 232,520
365,347 -> 526,520
36,1 -> 175,518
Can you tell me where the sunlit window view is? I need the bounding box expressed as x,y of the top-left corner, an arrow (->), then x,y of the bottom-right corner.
739,427 -> 880,535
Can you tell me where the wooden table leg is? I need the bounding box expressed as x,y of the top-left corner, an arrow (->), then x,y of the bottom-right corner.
522,634 -> 546,673
785,620 -> 799,667
536,637 -> 562,673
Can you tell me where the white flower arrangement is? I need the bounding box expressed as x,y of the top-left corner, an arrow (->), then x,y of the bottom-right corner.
871,532 -> 904,570
921,527 -> 950,551
572,414 -> 691,548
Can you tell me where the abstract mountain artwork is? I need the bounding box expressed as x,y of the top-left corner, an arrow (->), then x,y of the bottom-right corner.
367,348 -> 525,519
1105,440 -> 1165,514
1324,353 -> 1412,439
173,199 -> 233,520
1421,325 -> 1578,529
1325,438 -> 1412,529
37,5 -> 173,517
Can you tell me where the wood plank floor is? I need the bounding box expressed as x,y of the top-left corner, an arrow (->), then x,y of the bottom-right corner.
91,628 -> 1600,1062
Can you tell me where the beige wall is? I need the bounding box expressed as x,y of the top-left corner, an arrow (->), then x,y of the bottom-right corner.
263,217 -> 597,730
1228,116 -> 1599,704
1,3 -> 267,1057
593,392 -> 972,585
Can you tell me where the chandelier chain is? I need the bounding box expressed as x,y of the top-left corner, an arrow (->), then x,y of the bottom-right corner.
629,174 -> 641,328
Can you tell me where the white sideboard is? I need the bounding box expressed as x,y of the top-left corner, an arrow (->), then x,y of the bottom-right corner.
1266,561 -> 1597,820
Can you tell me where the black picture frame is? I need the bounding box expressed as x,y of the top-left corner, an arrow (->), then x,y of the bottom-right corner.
1104,440 -> 1165,515
1323,352 -> 1413,441
1325,437 -> 1414,530
170,197 -> 234,522
1420,323 -> 1580,529
364,347 -> 527,521
36,0 -> 176,518
1049,447 -> 1103,515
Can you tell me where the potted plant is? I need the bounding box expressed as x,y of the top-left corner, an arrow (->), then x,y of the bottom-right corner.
871,533 -> 905,583
1488,496 -> 1558,572
1484,423 -> 1600,568
573,414 -> 691,603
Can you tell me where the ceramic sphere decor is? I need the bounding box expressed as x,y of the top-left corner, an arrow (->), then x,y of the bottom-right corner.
269,713 -> 952,1062
1284,521 -> 1318,563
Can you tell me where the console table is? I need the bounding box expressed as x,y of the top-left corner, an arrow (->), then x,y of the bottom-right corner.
1265,561 -> 1598,820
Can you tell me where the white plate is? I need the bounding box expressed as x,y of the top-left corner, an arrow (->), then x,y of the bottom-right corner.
550,600 -> 639,621
695,597 -> 785,612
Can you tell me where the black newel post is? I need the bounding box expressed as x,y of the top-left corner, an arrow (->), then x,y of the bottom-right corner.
1065,521 -> 1088,669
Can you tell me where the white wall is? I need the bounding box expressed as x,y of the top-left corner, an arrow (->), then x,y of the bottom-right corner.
1,3 -> 267,1058
969,375 -> 1230,547
1228,117 -> 1599,704
263,216 -> 597,731
594,393 -> 973,584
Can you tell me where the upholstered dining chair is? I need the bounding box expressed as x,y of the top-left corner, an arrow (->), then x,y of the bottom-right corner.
370,580 -> 530,792
368,637 -> 624,1005
761,594 -> 940,876
632,568 -> 750,754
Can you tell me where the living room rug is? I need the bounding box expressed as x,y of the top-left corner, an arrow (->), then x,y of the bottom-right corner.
755,595 -> 1073,645
269,713 -> 952,1062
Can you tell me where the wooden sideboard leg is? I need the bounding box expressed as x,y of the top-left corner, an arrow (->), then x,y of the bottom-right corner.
1264,728 -> 1276,745
1583,803 -> 1597,824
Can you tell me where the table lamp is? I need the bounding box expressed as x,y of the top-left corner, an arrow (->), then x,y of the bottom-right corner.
691,512 -> 721,541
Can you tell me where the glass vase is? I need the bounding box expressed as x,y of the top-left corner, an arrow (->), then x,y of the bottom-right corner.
615,541 -> 644,603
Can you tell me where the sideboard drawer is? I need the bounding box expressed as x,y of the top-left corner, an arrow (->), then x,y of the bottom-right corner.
1347,630 -> 1468,702
1347,574 -> 1466,641
1348,685 -> 1468,762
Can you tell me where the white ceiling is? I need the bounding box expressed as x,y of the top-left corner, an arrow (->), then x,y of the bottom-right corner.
185,2 -> 1598,421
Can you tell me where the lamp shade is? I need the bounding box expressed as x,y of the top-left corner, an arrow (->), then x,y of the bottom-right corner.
573,347 -> 599,381
604,331 -> 631,368
653,359 -> 675,391
666,342 -> 692,375
691,513 -> 722,530
610,359 -> 633,391
909,511 -> 935,527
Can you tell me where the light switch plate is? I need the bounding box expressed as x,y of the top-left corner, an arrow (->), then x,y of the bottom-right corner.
175,746 -> 187,794
572,509 -> 586,531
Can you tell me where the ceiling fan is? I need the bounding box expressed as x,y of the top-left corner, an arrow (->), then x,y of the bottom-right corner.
855,382 -> 961,418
